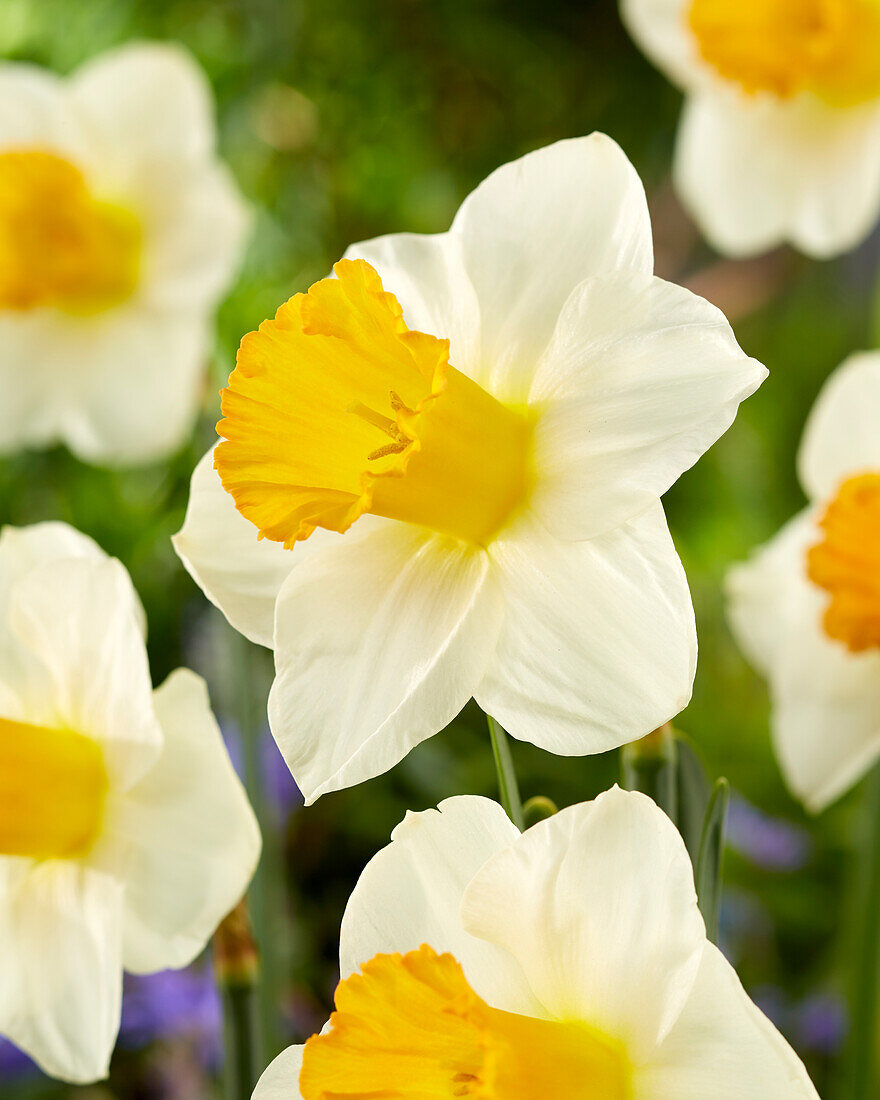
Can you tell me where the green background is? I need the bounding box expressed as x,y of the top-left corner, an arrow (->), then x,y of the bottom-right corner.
2,0 -> 879,1095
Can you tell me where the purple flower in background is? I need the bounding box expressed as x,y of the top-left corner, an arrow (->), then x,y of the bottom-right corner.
0,967 -> 223,1084
222,720 -> 302,822
752,986 -> 847,1059
120,965 -> 223,1071
726,795 -> 812,871
0,1038 -> 36,1082
222,720 -> 246,783
752,984 -> 789,1030
796,994 -> 847,1056
261,729 -> 303,820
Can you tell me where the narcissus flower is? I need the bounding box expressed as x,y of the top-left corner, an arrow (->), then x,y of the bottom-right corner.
253,788 -> 819,1100
0,42 -> 249,464
621,0 -> 880,258
0,522 -> 260,1082
174,134 -> 765,803
728,352 -> 880,811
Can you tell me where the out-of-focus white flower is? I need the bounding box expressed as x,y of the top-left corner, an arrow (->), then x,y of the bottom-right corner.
253,788 -> 819,1099
0,522 -> 260,1083
0,42 -> 249,464
174,134 -> 765,803
728,351 -> 880,811
621,0 -> 880,258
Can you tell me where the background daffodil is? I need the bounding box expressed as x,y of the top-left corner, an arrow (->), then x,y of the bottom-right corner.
253,788 -> 819,1099
0,522 -> 260,1083
621,0 -> 880,258
727,352 -> 880,812
0,42 -> 249,465
175,134 -> 766,804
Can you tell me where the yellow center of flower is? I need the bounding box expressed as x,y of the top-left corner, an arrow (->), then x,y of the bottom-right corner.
216,259 -> 533,549
807,472 -> 880,652
688,0 -> 880,106
299,945 -> 632,1099
0,717 -> 108,860
0,150 -> 141,314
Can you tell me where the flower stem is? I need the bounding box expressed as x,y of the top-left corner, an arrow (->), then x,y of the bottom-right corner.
214,900 -> 263,1100
230,631 -> 284,1059
621,723 -> 678,822
844,764 -> 880,1100
486,714 -> 524,830
694,777 -> 729,944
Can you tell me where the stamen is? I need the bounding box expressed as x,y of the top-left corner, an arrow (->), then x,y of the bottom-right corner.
346,400 -> 401,439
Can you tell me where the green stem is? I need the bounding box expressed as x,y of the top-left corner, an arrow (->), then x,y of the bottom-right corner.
486,714 -> 524,830
214,901 -> 263,1100
694,777 -> 729,944
221,980 -> 263,1100
621,725 -> 678,822
231,631 -> 283,1060
845,764 -> 880,1100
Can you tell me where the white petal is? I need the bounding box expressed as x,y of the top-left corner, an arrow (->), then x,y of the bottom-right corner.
0,64 -> 85,156
8,558 -> 162,787
727,510 -> 880,811
0,306 -> 210,466
269,524 -> 505,803
451,134 -> 653,404
619,0 -> 703,89
639,943 -> 819,1098
773,622 -> 880,813
340,796 -> 540,1015
0,521 -> 107,624
173,448 -> 300,648
252,1045 -> 305,1100
460,788 -> 706,1061
0,861 -> 123,1084
529,270 -> 766,539
90,669 -> 260,973
725,510 -> 816,678
0,523 -> 144,713
69,42 -> 216,166
476,505 -> 696,754
797,351 -> 880,502
343,231 -> 481,380
0,313 -> 75,456
60,308 -> 209,466
675,92 -> 880,259
137,161 -> 250,313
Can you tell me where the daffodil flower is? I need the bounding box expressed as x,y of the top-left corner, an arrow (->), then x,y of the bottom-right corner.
0,522 -> 260,1082
252,787 -> 819,1099
621,0 -> 880,258
728,351 -> 880,811
174,134 -> 765,803
0,42 -> 249,464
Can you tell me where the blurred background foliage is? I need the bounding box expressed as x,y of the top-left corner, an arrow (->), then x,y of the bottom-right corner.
1,0 -> 879,1096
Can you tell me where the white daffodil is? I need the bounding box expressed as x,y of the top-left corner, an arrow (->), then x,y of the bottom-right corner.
0,41 -> 249,464
728,351 -> 880,812
174,134 -> 766,804
0,521 -> 260,1083
621,0 -> 880,258
253,787 -> 819,1100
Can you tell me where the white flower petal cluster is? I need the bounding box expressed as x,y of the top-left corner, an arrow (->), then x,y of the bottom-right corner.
0,522 -> 260,1082
253,788 -> 819,1099
175,134 -> 766,804
727,352 -> 880,811
0,42 -> 250,464
621,0 -> 880,258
